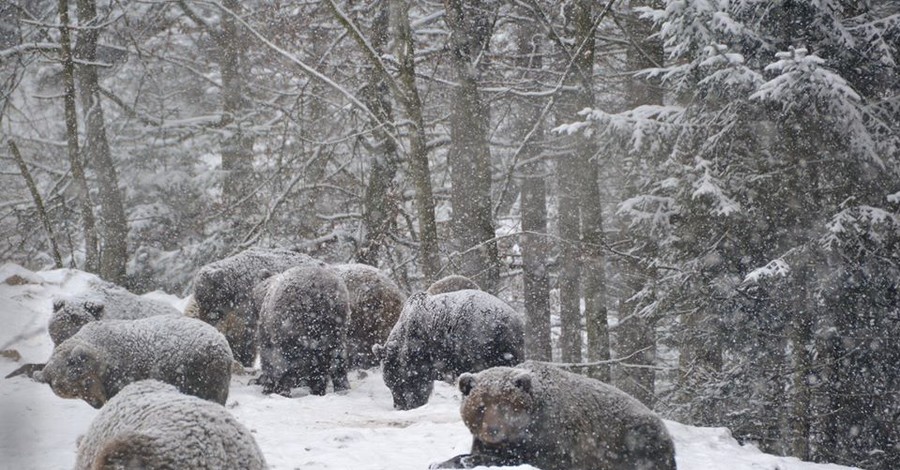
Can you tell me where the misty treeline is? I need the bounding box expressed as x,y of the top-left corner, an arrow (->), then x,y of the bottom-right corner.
1,1 -> 898,468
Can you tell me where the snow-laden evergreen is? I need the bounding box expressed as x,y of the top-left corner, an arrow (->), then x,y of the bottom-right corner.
578,1 -> 900,467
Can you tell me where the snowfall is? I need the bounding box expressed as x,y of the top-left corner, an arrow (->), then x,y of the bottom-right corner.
0,263 -> 859,470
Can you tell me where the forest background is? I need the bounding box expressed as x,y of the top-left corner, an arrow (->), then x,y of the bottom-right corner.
1,1 -> 898,469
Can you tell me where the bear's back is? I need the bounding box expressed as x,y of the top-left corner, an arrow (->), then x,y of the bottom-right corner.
75,380 -> 265,470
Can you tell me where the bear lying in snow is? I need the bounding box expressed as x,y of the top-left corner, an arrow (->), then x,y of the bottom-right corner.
189,247 -> 322,366
374,290 -> 525,410
48,279 -> 180,345
332,263 -> 406,368
425,274 -> 480,295
256,265 -> 351,396
432,361 -> 677,470
36,315 -> 232,408
75,380 -> 266,470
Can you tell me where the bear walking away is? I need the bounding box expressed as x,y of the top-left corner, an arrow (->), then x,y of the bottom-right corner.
256,265 -> 351,396
375,290 -> 524,410
425,274 -> 480,295
36,315 -> 232,408
48,279 -> 180,345
434,361 -> 677,470
76,380 -> 266,470
190,247 -> 322,366
331,263 -> 406,368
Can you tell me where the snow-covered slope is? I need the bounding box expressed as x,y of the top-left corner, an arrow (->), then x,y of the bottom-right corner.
0,264 -> 858,470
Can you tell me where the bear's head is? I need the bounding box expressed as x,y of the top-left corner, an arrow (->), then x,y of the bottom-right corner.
375,338 -> 434,410
37,339 -> 108,408
92,431 -> 162,469
47,298 -> 105,345
192,267 -> 235,325
459,368 -> 537,446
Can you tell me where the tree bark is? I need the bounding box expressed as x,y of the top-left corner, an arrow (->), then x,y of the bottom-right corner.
58,0 -> 99,273
515,12 -> 552,361
443,0 -> 500,293
8,140 -> 64,268
356,2 -> 399,266
614,0 -> 665,404
75,0 -> 128,284
390,0 -> 441,282
557,0 -> 601,364
219,0 -> 255,212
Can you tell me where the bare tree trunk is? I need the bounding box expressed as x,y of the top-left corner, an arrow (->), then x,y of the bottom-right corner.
443,0 -> 500,292
391,0 -> 441,282
75,0 -> 127,284
515,12 -> 552,361
614,0 -> 665,404
557,152 -> 582,363
58,0 -> 99,273
558,0 -> 601,364
326,0 -> 440,281
220,0 -> 255,212
357,2 -> 399,266
570,0 -> 610,381
8,140 -> 64,268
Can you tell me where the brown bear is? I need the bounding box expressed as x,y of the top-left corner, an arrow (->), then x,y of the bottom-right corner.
48,279 -> 180,345
36,315 -> 232,408
426,274 -> 480,295
190,247 -> 322,366
75,380 -> 266,470
332,263 -> 406,368
374,290 -> 525,410
256,265 -> 351,396
433,361 -> 677,470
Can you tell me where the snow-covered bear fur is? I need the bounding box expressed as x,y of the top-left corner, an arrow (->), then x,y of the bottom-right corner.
434,361 -> 677,470
75,380 -> 266,470
332,263 -> 406,368
375,290 -> 524,410
36,315 -> 232,408
257,265 -> 351,396
426,274 -> 480,295
48,279 -> 180,345
190,247 -> 322,366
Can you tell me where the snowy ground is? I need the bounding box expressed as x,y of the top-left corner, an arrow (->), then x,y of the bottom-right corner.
0,263 -> 858,470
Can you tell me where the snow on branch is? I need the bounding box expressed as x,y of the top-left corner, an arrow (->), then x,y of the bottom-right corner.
691,157 -> 740,216
743,259 -> 790,284
822,205 -> 900,251
750,47 -> 884,167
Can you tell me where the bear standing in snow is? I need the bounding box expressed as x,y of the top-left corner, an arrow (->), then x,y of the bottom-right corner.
48,279 -> 180,345
256,265 -> 351,396
374,290 -> 525,410
332,263 -> 406,368
190,247 -> 322,366
75,380 -> 266,470
433,361 -> 677,470
425,274 -> 480,295
36,315 -> 232,408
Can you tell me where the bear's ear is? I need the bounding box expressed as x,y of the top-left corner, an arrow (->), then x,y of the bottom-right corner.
409,291 -> 428,306
199,267 -> 226,288
67,344 -> 96,367
52,298 -> 66,312
513,372 -> 532,395
458,373 -> 476,396
83,301 -> 104,319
